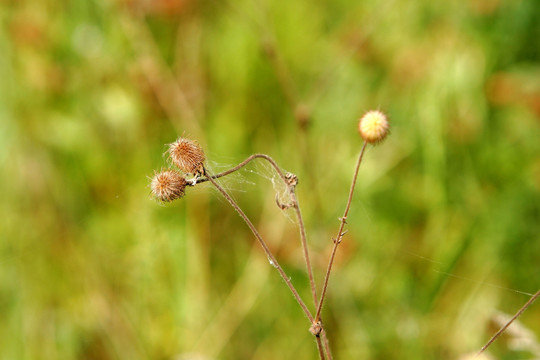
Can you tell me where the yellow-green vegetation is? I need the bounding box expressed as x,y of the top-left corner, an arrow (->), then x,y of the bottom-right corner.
1,0 -> 540,359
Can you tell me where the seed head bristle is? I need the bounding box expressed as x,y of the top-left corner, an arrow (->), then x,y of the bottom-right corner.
151,169 -> 187,202
168,138 -> 206,175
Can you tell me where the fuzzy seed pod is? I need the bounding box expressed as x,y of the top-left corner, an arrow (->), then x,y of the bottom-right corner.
358,110 -> 389,144
168,138 -> 206,175
151,169 -> 188,202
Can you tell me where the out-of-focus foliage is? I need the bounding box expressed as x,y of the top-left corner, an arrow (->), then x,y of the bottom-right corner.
1,0 -> 539,359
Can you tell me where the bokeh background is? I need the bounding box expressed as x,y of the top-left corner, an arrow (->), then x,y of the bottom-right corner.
1,0 -> 540,359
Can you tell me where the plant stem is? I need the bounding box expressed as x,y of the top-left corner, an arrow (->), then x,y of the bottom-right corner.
290,190 -> 318,307
204,169 -> 314,323
315,142 -> 367,321
476,288 -> 540,357
291,189 -> 333,358
315,337 -> 327,360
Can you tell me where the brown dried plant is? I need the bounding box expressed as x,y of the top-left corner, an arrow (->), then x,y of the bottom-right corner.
149,111 -> 537,359
149,111 -> 389,359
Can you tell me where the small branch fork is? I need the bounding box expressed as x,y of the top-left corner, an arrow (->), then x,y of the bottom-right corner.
199,154 -> 331,359
198,146 -> 371,359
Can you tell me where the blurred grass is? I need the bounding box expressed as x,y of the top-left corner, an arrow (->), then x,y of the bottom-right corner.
1,0 -> 540,359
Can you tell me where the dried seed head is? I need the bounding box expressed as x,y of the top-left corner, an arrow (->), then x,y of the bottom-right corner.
358,110 -> 389,144
168,138 -> 205,174
151,169 -> 187,202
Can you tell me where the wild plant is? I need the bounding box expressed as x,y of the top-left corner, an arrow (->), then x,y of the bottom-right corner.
149,110 -> 539,359
149,110 -> 388,359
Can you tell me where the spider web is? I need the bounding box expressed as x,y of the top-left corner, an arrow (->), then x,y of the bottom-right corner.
204,156 -> 296,222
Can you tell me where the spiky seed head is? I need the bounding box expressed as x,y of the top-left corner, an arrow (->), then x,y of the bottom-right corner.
168,138 -> 205,174
358,110 -> 390,144
151,169 -> 187,202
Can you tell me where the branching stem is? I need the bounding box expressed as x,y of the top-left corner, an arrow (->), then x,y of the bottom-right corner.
199,155 -> 327,359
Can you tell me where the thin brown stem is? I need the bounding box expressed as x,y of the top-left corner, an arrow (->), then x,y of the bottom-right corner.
315,142 -> 368,321
204,169 -> 314,323
291,190 -> 330,359
321,328 -> 333,360
315,337 -> 327,360
476,289 -> 540,357
290,190 -> 318,307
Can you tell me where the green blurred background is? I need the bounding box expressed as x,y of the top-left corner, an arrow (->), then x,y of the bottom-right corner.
1,0 -> 540,359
